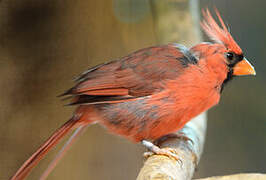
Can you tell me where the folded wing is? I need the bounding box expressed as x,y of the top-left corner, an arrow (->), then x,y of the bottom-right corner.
61,44 -> 197,105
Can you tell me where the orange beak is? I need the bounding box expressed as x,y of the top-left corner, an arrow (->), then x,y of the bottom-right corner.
233,58 -> 256,76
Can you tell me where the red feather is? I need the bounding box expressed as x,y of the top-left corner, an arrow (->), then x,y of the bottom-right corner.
201,9 -> 242,54
10,9 -> 255,180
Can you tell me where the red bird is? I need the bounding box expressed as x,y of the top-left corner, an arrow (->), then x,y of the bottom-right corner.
11,9 -> 255,180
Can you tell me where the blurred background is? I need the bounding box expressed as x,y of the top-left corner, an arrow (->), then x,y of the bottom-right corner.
0,0 -> 265,179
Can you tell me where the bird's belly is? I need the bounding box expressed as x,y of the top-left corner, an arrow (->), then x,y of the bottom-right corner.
145,87 -> 220,141
95,97 -> 162,142
95,87 -> 220,142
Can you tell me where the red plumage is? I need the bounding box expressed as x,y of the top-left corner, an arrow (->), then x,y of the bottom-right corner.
11,9 -> 255,180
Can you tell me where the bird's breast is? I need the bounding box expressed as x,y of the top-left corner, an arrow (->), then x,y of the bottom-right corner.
95,65 -> 222,142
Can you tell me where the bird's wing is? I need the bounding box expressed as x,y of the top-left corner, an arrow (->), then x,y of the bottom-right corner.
61,44 -> 198,105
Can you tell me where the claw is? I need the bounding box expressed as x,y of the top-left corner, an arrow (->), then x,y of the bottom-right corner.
143,151 -> 154,159
154,133 -> 194,146
141,140 -> 182,165
176,133 -> 194,145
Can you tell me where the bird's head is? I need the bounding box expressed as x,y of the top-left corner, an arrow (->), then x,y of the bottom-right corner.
200,8 -> 256,77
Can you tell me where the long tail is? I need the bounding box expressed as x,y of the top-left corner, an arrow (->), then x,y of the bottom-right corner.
40,125 -> 88,180
10,118 -> 80,180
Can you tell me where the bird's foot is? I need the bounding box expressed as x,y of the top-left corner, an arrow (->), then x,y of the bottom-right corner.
154,133 -> 194,146
154,133 -> 197,166
141,140 -> 181,162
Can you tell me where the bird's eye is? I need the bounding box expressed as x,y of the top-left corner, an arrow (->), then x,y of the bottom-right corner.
226,52 -> 234,61
225,52 -> 244,66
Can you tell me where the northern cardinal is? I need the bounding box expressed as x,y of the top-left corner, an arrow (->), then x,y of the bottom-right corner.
11,9 -> 256,180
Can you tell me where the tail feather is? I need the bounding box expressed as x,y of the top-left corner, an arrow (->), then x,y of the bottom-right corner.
40,125 -> 88,180
10,118 -> 78,180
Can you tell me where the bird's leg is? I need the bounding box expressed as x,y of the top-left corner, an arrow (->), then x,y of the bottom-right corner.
154,133 -> 198,167
141,140 -> 180,162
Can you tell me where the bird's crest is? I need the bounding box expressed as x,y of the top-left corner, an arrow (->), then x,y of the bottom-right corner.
201,8 -> 242,54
